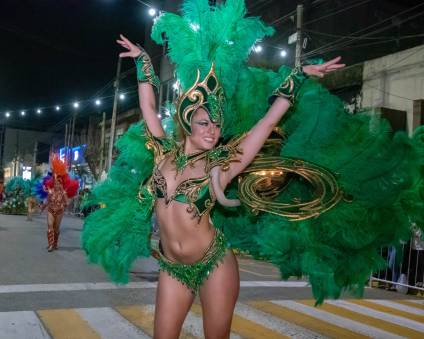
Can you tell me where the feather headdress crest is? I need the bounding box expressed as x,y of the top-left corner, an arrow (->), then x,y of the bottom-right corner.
151,0 -> 274,134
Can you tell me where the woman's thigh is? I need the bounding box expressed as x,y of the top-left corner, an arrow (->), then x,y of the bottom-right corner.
199,250 -> 240,339
47,212 -> 55,230
154,271 -> 195,339
54,213 -> 64,231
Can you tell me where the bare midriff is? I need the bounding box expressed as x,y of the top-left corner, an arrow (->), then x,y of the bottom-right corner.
154,156 -> 217,264
155,200 -> 216,264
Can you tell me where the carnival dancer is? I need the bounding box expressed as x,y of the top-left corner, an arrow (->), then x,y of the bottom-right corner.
43,158 -> 79,252
82,1 -> 423,338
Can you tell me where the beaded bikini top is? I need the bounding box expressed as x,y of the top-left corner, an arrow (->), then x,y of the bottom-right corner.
140,127 -> 244,220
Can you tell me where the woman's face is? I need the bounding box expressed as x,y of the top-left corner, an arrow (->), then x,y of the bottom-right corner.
186,107 -> 221,151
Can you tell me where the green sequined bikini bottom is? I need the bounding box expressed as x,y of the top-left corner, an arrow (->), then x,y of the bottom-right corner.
158,229 -> 227,294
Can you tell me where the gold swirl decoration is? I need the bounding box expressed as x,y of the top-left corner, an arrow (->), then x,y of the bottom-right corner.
238,129 -> 344,221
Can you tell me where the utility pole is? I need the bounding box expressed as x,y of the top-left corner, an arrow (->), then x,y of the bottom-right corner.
69,113 -> 76,170
107,57 -> 122,172
99,112 -> 106,174
295,4 -> 304,67
0,123 -> 5,168
32,141 -> 38,179
64,123 -> 68,161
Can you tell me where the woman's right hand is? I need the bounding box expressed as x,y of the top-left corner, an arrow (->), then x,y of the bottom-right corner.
117,34 -> 142,58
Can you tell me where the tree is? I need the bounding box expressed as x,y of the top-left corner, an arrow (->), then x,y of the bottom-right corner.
76,116 -> 104,181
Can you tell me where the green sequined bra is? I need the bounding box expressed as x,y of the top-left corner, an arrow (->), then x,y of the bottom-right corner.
139,128 -> 244,220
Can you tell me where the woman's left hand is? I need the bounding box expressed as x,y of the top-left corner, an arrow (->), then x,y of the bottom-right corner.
302,56 -> 345,78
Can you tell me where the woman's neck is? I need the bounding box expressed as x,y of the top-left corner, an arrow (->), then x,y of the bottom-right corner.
183,139 -> 205,155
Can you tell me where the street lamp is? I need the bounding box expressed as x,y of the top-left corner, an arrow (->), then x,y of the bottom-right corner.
73,102 -> 79,109
55,106 -> 61,111
95,99 -> 101,106
20,111 -> 26,116
36,108 -> 42,114
280,49 -> 287,58
148,8 -> 157,17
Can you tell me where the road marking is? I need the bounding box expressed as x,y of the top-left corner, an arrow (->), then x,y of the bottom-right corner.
328,300 -> 424,333
365,299 -> 424,316
275,300 -> 405,339
301,300 -> 424,338
250,300 -> 369,338
391,299 -> 424,310
349,299 -> 424,323
77,307 -> 149,339
239,267 -> 280,278
2,299 -> 423,338
234,303 -> 324,339
116,305 -> 198,339
0,280 -> 309,294
37,309 -> 100,339
191,303 -> 289,339
0,311 -> 50,339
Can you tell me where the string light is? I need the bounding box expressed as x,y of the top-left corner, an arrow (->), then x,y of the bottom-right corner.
5,112 -> 10,118
253,45 -> 263,53
20,111 -> 26,116
73,102 -> 79,109
55,106 -> 61,111
36,108 -> 42,114
95,99 -> 101,106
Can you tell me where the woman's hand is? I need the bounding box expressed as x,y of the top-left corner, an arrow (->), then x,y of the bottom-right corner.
302,56 -> 345,78
117,34 -> 142,58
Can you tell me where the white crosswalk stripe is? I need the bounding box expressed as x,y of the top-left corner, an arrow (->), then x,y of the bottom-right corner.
76,307 -> 149,339
234,303 -> 324,339
0,311 -> 50,339
328,300 -> 424,332
272,300 -> 404,339
365,299 -> 424,315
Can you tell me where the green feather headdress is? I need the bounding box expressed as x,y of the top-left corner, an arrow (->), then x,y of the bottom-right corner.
152,0 -> 274,133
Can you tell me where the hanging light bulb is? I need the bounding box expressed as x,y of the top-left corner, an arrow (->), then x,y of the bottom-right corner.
253,45 -> 263,53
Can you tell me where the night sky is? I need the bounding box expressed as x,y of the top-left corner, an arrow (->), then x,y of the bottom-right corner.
0,0 -> 148,130
1,0 -> 423,131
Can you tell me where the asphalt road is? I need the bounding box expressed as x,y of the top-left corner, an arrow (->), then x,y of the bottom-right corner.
1,213 -> 423,338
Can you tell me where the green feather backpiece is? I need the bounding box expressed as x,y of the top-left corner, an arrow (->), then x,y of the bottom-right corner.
82,0 -> 424,304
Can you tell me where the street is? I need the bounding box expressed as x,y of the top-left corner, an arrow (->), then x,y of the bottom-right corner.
0,213 -> 423,338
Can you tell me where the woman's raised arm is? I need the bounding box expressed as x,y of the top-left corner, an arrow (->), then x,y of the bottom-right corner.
117,34 -> 165,138
220,57 -> 345,187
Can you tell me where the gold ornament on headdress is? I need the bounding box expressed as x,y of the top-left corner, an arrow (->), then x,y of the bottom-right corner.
176,63 -> 225,135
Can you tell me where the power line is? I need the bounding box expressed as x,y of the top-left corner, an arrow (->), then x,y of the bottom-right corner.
303,3 -> 424,58
304,0 -> 374,26
305,29 -> 424,41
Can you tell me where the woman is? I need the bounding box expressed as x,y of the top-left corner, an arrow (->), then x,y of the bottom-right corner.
116,33 -> 344,338
83,1 -> 423,338
43,158 -> 79,252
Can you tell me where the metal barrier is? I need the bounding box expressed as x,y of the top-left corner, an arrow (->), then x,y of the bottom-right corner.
370,226 -> 424,294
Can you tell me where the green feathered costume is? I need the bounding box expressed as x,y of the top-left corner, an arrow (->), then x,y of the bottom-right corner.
82,0 -> 424,304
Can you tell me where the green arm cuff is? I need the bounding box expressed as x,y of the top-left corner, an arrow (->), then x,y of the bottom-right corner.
134,45 -> 160,90
269,66 -> 308,106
